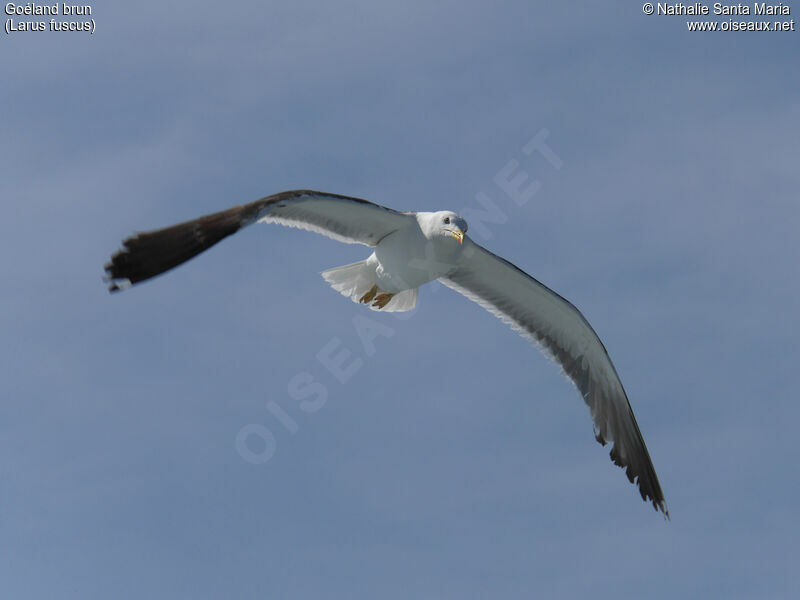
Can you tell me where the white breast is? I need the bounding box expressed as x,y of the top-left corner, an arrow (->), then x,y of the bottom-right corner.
373,223 -> 462,292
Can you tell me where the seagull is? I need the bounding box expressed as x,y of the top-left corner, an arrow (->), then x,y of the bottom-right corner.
105,189 -> 668,517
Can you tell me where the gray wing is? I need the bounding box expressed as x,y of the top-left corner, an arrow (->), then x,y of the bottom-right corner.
441,239 -> 668,517
104,190 -> 413,291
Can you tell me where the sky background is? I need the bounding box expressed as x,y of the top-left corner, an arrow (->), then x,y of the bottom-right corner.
2,2 -> 799,598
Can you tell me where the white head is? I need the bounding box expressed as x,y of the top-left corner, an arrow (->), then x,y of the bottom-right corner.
418,211 -> 469,245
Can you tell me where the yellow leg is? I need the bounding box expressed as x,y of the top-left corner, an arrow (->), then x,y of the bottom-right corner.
359,284 -> 378,304
372,292 -> 394,309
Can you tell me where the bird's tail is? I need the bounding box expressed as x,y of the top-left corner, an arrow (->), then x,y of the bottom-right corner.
321,260 -> 417,312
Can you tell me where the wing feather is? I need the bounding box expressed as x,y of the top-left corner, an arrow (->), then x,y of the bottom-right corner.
441,239 -> 668,516
104,190 -> 412,291
257,190 -> 410,246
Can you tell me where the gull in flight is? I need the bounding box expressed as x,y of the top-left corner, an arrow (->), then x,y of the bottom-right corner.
105,189 -> 668,517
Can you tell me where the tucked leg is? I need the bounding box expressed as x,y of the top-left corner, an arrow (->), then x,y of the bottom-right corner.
372,292 -> 394,309
359,284 -> 378,304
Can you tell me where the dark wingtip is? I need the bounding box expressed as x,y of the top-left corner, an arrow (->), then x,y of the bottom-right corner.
607,439 -> 669,518
102,203 -> 260,292
103,261 -> 121,293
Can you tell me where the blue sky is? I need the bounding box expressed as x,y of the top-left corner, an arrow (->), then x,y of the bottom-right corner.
2,2 -> 798,598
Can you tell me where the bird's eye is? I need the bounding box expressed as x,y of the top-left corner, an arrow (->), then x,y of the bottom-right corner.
444,217 -> 450,224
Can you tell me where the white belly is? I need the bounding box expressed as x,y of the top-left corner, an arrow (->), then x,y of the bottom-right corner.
372,224 -> 461,292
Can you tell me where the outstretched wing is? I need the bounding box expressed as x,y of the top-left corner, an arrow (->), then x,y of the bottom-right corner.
441,239 -> 668,516
104,190 -> 413,291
